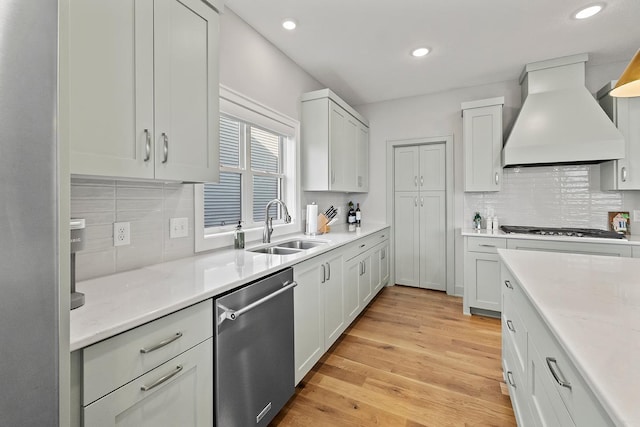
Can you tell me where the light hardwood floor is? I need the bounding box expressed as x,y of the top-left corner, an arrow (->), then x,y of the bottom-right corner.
271,285 -> 516,427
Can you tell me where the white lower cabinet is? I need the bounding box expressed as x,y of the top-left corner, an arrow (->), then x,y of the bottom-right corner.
501,264 -> 614,427
80,300 -> 214,427
84,339 -> 212,427
463,236 -> 506,314
293,250 -> 344,384
294,229 -> 390,384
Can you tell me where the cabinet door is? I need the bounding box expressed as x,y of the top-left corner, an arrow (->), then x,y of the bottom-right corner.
419,191 -> 446,291
394,146 -> 419,191
84,339 -> 213,427
616,96 -> 640,190
419,144 -> 446,191
380,242 -> 390,288
67,0 -> 154,179
463,104 -> 502,192
465,252 -> 501,311
293,259 -> 325,384
323,254 -> 345,349
371,245 -> 383,295
154,0 -> 219,183
344,258 -> 361,325
356,124 -> 369,192
329,102 -> 357,191
394,192 -> 420,286
358,255 -> 372,307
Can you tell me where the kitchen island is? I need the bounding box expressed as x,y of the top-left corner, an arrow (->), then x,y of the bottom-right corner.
498,249 -> 640,426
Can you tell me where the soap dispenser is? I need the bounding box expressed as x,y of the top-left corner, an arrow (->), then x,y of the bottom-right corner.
234,221 -> 245,249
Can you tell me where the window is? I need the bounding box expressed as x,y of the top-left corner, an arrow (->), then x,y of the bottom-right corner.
195,86 -> 299,252
204,116 -> 285,228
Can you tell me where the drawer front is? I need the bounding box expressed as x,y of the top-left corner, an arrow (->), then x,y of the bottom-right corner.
84,338 -> 213,427
467,236 -> 506,254
83,299 -> 213,405
343,229 -> 389,261
503,339 -> 532,427
502,294 -> 527,376
506,238 -> 631,257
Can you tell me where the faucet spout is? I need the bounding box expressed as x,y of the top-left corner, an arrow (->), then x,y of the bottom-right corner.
263,199 -> 292,243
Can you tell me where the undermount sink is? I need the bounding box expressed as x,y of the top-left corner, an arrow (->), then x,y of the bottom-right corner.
274,239 -> 327,250
247,239 -> 328,255
248,247 -> 302,255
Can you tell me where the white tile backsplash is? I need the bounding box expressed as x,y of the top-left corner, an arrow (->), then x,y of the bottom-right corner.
463,165 -> 633,231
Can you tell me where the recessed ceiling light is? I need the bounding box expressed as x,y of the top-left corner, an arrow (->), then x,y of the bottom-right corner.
411,47 -> 430,58
282,20 -> 297,30
574,4 -> 604,19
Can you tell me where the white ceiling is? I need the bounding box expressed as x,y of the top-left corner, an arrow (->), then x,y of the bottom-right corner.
223,0 -> 640,106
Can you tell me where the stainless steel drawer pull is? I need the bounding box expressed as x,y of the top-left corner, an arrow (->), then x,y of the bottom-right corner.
143,129 -> 151,162
162,132 -> 169,163
495,172 -> 500,185
504,280 -> 513,289
360,244 -> 366,248
621,167 -> 628,183
506,320 -> 515,332
420,176 -> 424,186
140,332 -> 183,354
326,262 -> 331,280
479,244 -> 495,248
140,365 -> 183,391
321,264 -> 326,283
217,281 -> 297,325
414,176 -> 418,187
546,357 -> 572,390
506,371 -> 516,388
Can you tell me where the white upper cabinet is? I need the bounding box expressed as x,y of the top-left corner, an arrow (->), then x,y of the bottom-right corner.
301,89 -> 369,192
598,81 -> 640,190
462,97 -> 504,192
65,0 -> 220,183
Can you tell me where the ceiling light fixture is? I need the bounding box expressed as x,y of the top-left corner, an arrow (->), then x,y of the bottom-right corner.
573,4 -> 604,19
611,49 -> 640,97
282,20 -> 297,30
411,47 -> 430,58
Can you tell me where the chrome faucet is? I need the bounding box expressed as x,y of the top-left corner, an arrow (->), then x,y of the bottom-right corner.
263,199 -> 292,243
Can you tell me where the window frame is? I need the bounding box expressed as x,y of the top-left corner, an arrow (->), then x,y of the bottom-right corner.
195,85 -> 300,252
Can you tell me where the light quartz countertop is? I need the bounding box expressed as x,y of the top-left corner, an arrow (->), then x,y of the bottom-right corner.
461,228 -> 640,245
498,249 -> 640,427
70,223 -> 390,351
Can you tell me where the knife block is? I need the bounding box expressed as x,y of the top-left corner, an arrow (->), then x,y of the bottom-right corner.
318,214 -> 330,234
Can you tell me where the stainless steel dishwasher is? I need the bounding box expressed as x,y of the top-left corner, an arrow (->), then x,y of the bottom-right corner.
215,268 -> 296,426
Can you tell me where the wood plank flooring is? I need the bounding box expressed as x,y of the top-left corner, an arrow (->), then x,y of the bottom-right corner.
271,285 -> 516,427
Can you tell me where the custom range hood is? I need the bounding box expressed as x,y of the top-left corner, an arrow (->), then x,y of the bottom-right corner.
502,54 -> 624,167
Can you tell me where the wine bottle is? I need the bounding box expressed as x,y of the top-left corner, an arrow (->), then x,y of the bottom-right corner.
355,203 -> 361,227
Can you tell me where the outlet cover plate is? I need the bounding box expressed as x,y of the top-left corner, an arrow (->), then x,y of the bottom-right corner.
113,222 -> 130,246
634,210 -> 640,222
170,217 -> 189,239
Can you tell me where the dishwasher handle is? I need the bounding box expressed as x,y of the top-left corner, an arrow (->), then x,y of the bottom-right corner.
217,280 -> 297,325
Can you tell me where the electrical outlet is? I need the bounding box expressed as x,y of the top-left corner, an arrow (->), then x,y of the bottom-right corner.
113,222 -> 130,247
170,217 -> 189,239
634,210 -> 640,222
335,206 -> 342,218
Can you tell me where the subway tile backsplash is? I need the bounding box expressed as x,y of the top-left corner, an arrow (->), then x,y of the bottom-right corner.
464,165 -> 630,230
71,178 -> 195,281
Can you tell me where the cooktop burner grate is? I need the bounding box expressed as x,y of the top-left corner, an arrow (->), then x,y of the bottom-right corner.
500,225 -> 626,239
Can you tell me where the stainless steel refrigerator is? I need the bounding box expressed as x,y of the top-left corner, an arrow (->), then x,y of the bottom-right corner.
0,1 -> 61,426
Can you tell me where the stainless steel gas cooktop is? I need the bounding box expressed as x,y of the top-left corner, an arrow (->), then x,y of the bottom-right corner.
500,225 -> 626,239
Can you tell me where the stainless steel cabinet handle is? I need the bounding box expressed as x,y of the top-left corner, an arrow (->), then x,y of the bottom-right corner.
360,244 -> 366,248
162,133 -> 169,163
321,264 -> 326,283
381,249 -> 385,260
420,197 -> 424,207
495,172 -> 500,185
621,167 -> 628,182
140,365 -> 183,391
140,332 -> 183,354
217,281 -> 297,325
326,262 -> 331,280
331,171 -> 336,184
420,176 -> 424,186
363,261 -> 366,274
504,280 -> 513,289
414,176 -> 418,187
380,234 -> 385,238
506,371 -> 516,388
506,320 -> 515,332
479,244 -> 495,248
143,129 -> 151,162
414,197 -> 418,207
546,357 -> 572,389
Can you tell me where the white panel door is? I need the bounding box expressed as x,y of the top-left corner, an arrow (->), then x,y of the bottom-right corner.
380,242 -> 390,287
343,116 -> 359,190
463,105 -> 502,191
356,124 -> 369,191
323,254 -> 345,349
419,191 -> 446,291
394,192 -> 420,286
394,146 -> 419,191
358,255 -> 372,306
84,340 -> 213,427
616,96 -> 640,189
329,102 -> 348,191
154,0 -> 219,182
420,144 -> 446,191
293,259 -> 325,384
68,0 -> 154,179
344,258 -> 361,325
